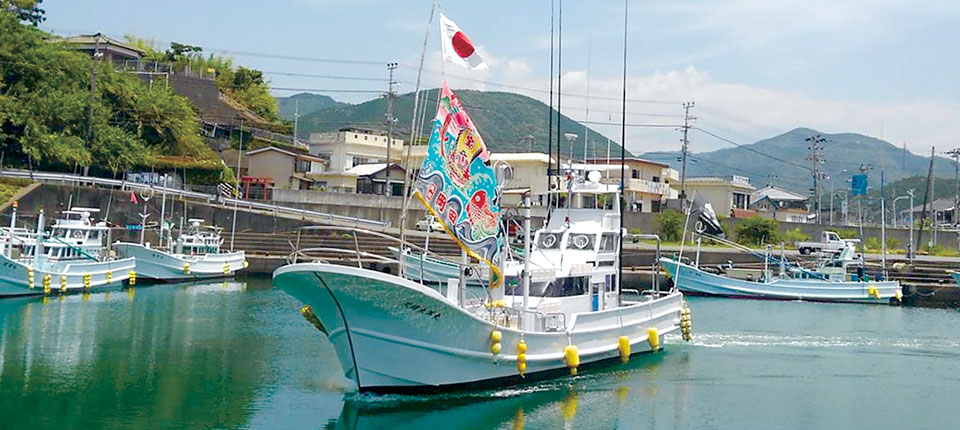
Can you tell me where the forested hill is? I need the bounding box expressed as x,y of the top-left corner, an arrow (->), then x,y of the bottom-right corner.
639,127 -> 956,193
292,89 -> 631,157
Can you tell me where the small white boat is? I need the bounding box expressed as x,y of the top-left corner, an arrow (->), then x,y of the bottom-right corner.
114,219 -> 246,281
0,207 -> 135,297
662,244 -> 902,304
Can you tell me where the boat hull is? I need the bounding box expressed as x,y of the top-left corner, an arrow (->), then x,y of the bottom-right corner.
662,258 -> 901,304
113,242 -> 246,281
274,263 -> 685,393
0,254 -> 136,297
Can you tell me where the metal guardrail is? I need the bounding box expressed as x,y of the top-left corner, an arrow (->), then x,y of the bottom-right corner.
0,169 -> 389,228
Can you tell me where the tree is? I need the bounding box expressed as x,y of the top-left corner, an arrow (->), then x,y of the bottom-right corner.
657,210 -> 684,242
735,215 -> 780,246
2,0 -> 44,26
0,11 -> 228,183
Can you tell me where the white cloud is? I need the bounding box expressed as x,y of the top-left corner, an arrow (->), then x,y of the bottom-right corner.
489,65 -> 960,157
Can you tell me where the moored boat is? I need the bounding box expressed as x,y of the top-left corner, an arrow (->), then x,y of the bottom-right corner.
274,83 -> 689,393
662,243 -> 902,304
114,219 -> 246,281
0,208 -> 135,297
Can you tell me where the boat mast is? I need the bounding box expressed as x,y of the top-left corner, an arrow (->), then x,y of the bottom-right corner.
398,1 -> 437,277
547,0 -> 555,195
617,0 -> 628,298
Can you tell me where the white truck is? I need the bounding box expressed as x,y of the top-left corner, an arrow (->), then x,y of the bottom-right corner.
796,231 -> 859,255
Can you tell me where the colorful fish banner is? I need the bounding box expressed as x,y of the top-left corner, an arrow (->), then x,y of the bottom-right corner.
414,82 -> 503,288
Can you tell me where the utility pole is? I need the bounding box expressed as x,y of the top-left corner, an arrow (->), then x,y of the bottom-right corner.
293,99 -> 300,147
384,62 -> 398,196
679,101 -> 695,201
84,33 -> 103,177
805,134 -> 826,224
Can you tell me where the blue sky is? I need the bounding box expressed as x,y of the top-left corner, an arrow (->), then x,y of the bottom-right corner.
41,0 -> 960,155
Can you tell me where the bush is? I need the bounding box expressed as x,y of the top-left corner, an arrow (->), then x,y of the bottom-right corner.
864,237 -> 881,251
886,237 -> 901,249
921,244 -> 955,256
836,229 -> 859,239
735,215 -> 780,246
656,210 -> 684,242
782,227 -> 810,245
629,227 -> 642,235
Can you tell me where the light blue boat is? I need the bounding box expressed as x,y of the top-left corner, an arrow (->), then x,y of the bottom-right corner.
950,271 -> 960,290
660,253 -> 902,304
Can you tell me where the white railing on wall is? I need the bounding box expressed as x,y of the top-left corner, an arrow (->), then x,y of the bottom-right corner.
0,169 -> 389,228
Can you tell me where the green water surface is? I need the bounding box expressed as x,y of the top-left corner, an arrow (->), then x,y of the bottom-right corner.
1,276 -> 959,429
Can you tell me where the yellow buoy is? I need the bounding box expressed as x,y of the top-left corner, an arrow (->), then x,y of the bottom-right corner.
895,290 -> 903,302
184,263 -> 191,275
647,327 -> 660,352
490,342 -> 502,354
128,271 -> 137,287
564,344 -> 580,376
242,260 -> 249,269
618,336 -> 631,363
868,286 -> 879,299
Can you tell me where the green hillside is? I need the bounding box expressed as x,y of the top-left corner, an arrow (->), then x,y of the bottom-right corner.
294,89 -> 630,157
640,127 -> 955,194
276,92 -> 345,121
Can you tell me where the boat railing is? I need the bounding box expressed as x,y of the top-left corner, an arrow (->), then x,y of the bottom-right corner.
286,225 -> 476,272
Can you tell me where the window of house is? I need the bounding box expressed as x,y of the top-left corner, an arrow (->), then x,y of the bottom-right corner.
295,159 -> 311,173
652,176 -> 660,183
632,170 -> 639,179
364,135 -> 368,140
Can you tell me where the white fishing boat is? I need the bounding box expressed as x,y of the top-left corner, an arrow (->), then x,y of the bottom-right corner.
662,243 -> 902,304
113,219 -> 246,281
0,207 -> 136,297
274,83 -> 689,393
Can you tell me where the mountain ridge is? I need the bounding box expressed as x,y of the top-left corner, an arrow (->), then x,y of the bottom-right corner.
285,89 -> 631,157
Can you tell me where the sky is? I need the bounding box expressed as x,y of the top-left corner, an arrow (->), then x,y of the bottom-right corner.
40,0 -> 960,157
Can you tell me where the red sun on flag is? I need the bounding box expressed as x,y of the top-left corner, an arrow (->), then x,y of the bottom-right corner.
439,13 -> 487,70
451,31 -> 475,59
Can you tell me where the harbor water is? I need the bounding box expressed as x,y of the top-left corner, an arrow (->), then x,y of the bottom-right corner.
1,277 -> 959,429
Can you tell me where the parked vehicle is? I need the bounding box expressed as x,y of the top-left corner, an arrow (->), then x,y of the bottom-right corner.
414,216 -> 444,231
796,231 -> 858,255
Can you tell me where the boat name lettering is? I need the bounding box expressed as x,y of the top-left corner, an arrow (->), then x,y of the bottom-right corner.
402,301 -> 441,320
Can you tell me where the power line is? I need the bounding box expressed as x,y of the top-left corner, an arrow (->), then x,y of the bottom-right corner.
692,127 -> 811,171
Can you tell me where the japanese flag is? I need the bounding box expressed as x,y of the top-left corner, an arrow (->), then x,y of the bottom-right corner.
439,13 -> 488,70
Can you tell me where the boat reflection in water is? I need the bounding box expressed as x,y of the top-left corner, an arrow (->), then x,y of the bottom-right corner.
0,279 -> 263,430
324,348 -> 690,430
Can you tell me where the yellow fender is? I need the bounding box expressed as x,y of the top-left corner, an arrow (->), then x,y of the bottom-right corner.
564,344 -> 580,376
894,290 -> 903,302
128,271 -> 137,287
490,330 -> 502,355
618,336 -> 631,363
184,263 -> 191,275
868,286 -> 880,299
516,340 -> 527,375
647,327 -> 660,352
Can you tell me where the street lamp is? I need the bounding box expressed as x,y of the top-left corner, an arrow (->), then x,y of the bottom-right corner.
892,195 -> 910,228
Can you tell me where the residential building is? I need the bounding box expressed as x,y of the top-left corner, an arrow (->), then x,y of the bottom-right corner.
61,33 -> 145,64
750,186 -> 811,223
683,176 -> 756,217
907,198 -> 956,226
586,158 -> 677,213
245,146 -> 326,190
309,128 -> 404,172
350,163 -> 407,196
308,128 -> 404,193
